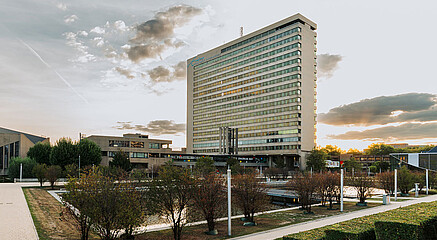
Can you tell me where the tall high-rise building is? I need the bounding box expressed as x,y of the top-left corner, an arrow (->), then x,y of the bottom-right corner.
187,13 -> 317,169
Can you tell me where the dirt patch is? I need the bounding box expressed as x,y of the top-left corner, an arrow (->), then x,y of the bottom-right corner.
23,187 -> 99,240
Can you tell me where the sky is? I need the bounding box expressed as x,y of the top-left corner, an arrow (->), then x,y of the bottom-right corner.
1,0 -> 436,151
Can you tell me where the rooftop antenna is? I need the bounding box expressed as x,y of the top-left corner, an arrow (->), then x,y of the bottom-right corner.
240,27 -> 243,37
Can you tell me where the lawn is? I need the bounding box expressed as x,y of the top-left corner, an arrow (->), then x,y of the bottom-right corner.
24,187 -> 379,240
137,202 -> 379,240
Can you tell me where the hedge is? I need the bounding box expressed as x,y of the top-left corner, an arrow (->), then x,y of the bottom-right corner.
282,227 -> 327,240
374,201 -> 437,240
284,201 -> 437,240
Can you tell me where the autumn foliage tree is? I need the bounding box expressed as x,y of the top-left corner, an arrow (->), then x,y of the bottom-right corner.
191,173 -> 226,234
232,173 -> 269,223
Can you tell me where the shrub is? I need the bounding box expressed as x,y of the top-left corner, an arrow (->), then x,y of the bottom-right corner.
398,166 -> 414,194
8,157 -> 37,180
45,165 -> 62,189
374,201 -> 437,240
283,201 -> 437,240
32,164 -> 47,187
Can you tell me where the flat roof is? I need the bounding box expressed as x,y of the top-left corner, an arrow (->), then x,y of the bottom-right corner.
188,13 -> 316,61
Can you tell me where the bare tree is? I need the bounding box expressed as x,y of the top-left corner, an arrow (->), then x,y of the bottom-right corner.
149,164 -> 193,240
348,172 -> 374,205
288,173 -> 318,213
191,173 -> 226,234
324,172 -> 340,209
232,173 -> 269,223
377,171 -> 395,195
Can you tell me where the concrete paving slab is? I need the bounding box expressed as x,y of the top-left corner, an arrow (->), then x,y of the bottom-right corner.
0,183 -> 38,240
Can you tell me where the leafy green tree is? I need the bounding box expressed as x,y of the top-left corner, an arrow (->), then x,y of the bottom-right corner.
64,163 -> 78,178
27,142 -> 52,165
109,150 -> 132,172
306,149 -> 328,171
372,161 -> 390,172
343,157 -> 362,172
45,165 -> 62,189
226,157 -> 242,174
77,139 -> 102,167
32,164 -> 47,187
149,164 -> 193,240
194,156 -> 216,176
50,138 -> 77,169
8,157 -> 37,180
365,143 -> 396,155
398,166 -> 414,195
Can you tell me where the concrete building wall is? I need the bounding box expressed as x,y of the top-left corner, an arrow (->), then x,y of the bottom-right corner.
0,129 -> 49,175
86,134 -> 178,168
186,13 -> 317,169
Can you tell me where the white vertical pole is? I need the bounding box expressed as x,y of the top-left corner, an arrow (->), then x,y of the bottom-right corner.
227,168 -> 232,236
340,169 -> 344,212
19,163 -> 23,182
78,155 -> 81,179
352,168 -> 354,177
426,169 -> 429,195
151,164 -> 154,180
310,167 -> 313,177
395,169 -> 398,201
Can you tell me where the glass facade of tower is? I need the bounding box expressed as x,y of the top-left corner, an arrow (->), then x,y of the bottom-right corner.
187,14 -> 317,159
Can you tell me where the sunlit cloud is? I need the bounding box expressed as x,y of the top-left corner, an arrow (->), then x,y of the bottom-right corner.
328,122 -> 437,141
114,120 -> 185,135
319,93 -> 437,126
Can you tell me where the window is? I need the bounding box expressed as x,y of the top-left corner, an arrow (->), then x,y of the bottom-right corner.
109,140 -> 129,147
131,141 -> 144,148
14,142 -> 19,158
131,152 -> 147,158
149,143 -> 160,149
0,146 -> 3,169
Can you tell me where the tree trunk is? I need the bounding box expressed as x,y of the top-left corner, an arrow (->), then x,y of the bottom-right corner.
207,218 -> 215,232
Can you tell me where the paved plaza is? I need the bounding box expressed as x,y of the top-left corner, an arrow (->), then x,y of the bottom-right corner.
0,183 -> 38,240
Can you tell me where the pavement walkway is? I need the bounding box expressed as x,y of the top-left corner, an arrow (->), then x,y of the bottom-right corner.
230,194 -> 437,240
0,183 -> 39,240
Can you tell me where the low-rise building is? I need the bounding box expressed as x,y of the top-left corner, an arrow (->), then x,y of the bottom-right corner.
0,127 -> 50,175
86,133 -> 185,169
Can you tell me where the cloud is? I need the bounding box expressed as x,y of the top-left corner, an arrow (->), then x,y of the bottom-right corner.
64,15 -> 78,24
115,120 -> 185,135
317,54 -> 342,79
126,5 -> 202,62
318,93 -> 437,126
115,67 -> 134,79
328,122 -> 437,141
147,61 -> 186,83
56,2 -> 67,11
